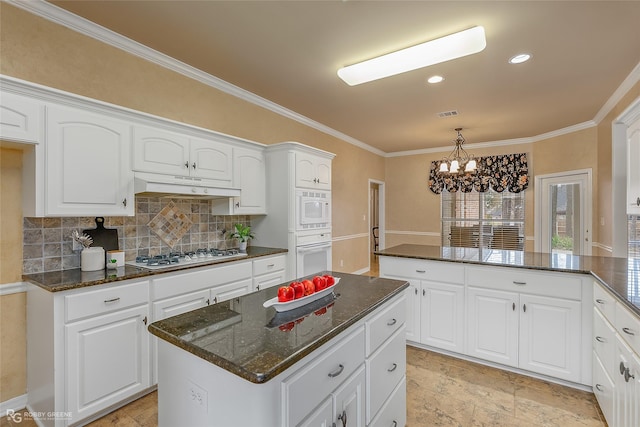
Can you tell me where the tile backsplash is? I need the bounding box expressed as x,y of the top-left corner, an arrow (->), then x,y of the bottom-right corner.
23,197 -> 252,274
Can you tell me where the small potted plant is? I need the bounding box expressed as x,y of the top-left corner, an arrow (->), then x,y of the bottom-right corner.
229,223 -> 254,252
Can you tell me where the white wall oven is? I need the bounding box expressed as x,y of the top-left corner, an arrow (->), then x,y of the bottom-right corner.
296,189 -> 331,230
296,232 -> 332,277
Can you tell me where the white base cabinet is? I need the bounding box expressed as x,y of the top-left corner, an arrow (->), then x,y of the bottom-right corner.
380,256 -> 593,386
27,278 -> 151,427
593,282 -> 640,427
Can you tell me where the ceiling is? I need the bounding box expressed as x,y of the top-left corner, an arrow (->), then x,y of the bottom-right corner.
48,0 -> 640,154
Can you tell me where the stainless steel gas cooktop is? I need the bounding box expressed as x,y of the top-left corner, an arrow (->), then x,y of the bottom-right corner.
126,248 -> 248,271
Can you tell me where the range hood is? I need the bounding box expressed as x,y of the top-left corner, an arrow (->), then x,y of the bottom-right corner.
134,173 -> 240,199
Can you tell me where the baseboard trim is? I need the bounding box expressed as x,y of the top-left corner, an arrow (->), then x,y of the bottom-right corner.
1,394 -> 28,418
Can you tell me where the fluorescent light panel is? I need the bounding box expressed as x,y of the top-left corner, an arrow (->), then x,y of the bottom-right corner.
338,26 -> 486,86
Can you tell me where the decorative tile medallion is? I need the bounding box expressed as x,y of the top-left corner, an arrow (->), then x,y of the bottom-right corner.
148,201 -> 193,248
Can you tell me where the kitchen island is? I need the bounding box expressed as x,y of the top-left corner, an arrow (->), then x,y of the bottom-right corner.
148,272 -> 409,427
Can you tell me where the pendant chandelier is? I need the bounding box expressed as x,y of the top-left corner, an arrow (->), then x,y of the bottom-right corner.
437,128 -> 477,174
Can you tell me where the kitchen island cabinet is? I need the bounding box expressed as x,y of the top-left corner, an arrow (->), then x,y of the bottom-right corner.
148,273 -> 408,427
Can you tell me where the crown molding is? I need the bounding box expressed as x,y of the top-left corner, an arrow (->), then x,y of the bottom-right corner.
6,0 -> 385,157
594,60 -> 640,124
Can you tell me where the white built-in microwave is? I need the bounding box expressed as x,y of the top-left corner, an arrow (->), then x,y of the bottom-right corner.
296,189 -> 331,230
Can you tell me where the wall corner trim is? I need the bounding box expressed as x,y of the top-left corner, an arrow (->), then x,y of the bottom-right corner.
0,282 -> 28,296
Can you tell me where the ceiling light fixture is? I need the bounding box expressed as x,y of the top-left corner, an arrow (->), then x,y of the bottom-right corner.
427,75 -> 444,84
338,26 -> 486,86
509,53 -> 531,64
438,128 -> 477,174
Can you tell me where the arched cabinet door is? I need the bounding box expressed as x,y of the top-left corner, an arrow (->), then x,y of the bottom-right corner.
46,105 -> 134,216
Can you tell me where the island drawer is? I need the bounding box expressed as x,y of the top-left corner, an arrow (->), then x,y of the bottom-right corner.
379,257 -> 464,284
594,282 -> 617,322
252,255 -> 286,276
366,327 -> 406,424
593,307 -> 616,375
65,280 -> 149,323
366,294 -> 405,356
466,266 -> 582,300
283,326 -> 365,427
615,302 -> 640,355
368,376 -> 406,427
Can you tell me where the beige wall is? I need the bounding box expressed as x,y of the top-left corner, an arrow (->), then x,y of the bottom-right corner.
0,148 -> 26,401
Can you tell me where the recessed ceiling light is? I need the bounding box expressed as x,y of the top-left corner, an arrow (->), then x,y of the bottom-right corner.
509,53 -> 531,64
337,26 -> 487,86
427,75 -> 444,84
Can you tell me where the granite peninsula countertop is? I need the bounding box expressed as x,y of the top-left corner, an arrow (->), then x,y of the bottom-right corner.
148,272 -> 408,384
23,246 -> 287,292
376,244 -> 640,315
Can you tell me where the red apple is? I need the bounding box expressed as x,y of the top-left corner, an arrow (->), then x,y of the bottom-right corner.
289,281 -> 305,299
277,286 -> 294,302
313,275 -> 327,291
302,279 -> 315,296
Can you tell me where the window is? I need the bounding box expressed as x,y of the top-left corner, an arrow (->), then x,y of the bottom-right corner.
441,189 -> 525,250
629,215 -> 640,258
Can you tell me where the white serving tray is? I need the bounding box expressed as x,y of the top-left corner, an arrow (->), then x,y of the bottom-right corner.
263,278 -> 340,312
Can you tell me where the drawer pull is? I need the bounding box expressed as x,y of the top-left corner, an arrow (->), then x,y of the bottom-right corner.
142,316 -> 147,325
392,422 -> 398,427
337,410 -> 347,427
387,363 -> 398,372
620,361 -> 627,375
267,264 -> 275,268
414,288 -> 418,295
595,299 -> 606,304
595,336 -> 606,343
387,318 -> 397,326
328,364 -> 344,378
103,297 -> 121,304
622,327 -> 635,336
595,384 -> 604,392
415,270 -> 426,273
624,367 -> 635,382
512,281 -> 526,285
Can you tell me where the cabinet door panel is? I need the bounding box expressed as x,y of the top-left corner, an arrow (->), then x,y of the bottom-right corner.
47,106 -> 133,216
190,137 -> 233,183
132,125 -> 189,175
152,289 -> 210,321
467,287 -> 518,367
519,294 -> 581,382
233,147 -> 266,214
334,365 -> 365,427
0,92 -> 40,143
315,158 -> 332,190
66,305 -> 150,421
295,153 -> 317,188
210,278 -> 252,304
405,280 -> 421,343
299,396 -> 333,427
593,352 -> 615,427
421,281 -> 464,352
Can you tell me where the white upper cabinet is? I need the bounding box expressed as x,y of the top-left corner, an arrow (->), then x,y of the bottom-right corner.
46,105 -> 134,216
132,125 -> 233,187
212,146 -> 266,215
627,117 -> 640,215
0,92 -> 41,143
295,152 -> 331,190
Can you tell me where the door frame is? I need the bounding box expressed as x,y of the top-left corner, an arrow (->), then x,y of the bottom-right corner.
534,169 -> 592,255
368,179 -> 385,253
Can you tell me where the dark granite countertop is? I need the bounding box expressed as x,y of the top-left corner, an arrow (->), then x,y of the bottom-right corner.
23,246 -> 287,292
376,244 -> 639,316
148,272 -> 408,384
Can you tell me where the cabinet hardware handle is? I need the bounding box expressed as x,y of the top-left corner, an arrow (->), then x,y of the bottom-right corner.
595,299 -> 606,304
622,327 -> 635,336
206,298 -> 210,305
624,367 -> 635,382
235,202 -> 240,208
192,162 -> 196,169
595,384 -> 604,392
512,302 -> 516,311
637,197 -> 640,206
414,288 -> 418,295
391,422 -> 398,427
184,161 -> 189,169
523,304 -> 527,312
595,336 -> 606,343
104,297 -> 120,304
142,316 -> 147,325
387,363 -> 398,372
416,270 -> 426,273
337,410 -> 347,427
422,289 -> 426,296
213,296 -> 218,304
387,318 -> 397,326
328,364 -> 344,378
620,361 -> 627,375
122,198 -> 127,207
267,264 -> 275,268
513,281 -> 526,285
